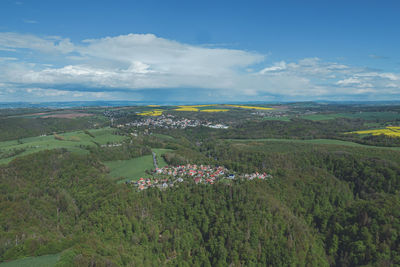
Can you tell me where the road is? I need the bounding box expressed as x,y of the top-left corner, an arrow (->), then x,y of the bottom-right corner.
152,151 -> 158,169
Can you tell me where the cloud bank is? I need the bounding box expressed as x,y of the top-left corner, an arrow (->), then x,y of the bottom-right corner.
0,32 -> 399,101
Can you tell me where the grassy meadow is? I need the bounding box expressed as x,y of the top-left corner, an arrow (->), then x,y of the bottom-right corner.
0,127 -> 126,165
227,138 -> 400,150
301,111 -> 400,121
0,253 -> 60,267
106,148 -> 172,183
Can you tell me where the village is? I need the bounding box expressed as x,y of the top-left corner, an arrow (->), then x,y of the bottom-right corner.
126,163 -> 272,191
251,110 -> 289,119
117,114 -> 229,129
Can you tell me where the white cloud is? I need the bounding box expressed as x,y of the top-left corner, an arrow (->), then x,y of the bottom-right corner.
259,61 -> 287,74
0,32 -> 399,100
26,88 -> 69,97
0,57 -> 18,62
259,57 -> 352,78
355,72 -> 399,81
337,78 -> 362,85
0,33 -> 265,92
0,32 -> 75,54
78,33 -> 264,76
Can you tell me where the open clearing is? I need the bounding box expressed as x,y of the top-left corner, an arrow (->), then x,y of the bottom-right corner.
7,110 -> 95,119
227,138 -> 400,150
301,112 -> 400,121
0,253 -> 60,267
106,148 -> 172,183
0,127 -> 126,165
41,113 -> 93,118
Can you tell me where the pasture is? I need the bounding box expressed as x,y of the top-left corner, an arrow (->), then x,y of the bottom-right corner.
7,109 -> 96,119
301,112 -> 400,121
0,127 -> 126,165
227,138 -> 400,150
105,154 -> 154,183
106,148 -> 172,183
0,253 -> 60,267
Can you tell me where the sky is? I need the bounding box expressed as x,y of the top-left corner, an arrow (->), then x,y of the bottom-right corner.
0,0 -> 399,102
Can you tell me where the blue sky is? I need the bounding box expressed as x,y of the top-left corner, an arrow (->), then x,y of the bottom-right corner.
0,0 -> 399,102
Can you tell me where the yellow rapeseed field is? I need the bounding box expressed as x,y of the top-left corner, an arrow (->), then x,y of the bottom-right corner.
347,126 -> 400,137
200,109 -> 229,112
173,105 -> 218,112
174,106 -> 200,111
137,109 -> 164,116
173,104 -> 274,112
184,105 -> 217,108
224,104 -> 274,110
147,105 -> 160,107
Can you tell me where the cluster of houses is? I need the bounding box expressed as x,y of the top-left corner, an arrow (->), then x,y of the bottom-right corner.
100,143 -> 122,148
207,124 -> 229,129
251,111 -> 288,119
243,172 -> 273,180
155,164 -> 229,185
126,164 -> 272,191
135,177 -> 174,191
116,115 -> 229,129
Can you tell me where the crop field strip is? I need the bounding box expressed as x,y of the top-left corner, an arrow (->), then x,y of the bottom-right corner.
348,126 -> 400,138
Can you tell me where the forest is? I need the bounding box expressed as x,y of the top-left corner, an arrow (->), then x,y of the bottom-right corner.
0,103 -> 400,266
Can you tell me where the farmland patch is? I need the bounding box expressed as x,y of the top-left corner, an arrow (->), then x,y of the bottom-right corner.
0,253 -> 60,267
0,127 -> 126,165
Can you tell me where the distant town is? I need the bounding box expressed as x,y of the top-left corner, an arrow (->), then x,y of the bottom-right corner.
116,114 -> 229,129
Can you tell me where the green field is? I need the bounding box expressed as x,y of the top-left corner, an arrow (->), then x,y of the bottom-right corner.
105,154 -> 154,183
0,253 -> 60,267
227,138 -> 400,150
301,112 -> 400,121
0,127 -> 126,165
300,114 -> 344,121
152,148 -> 171,167
6,110 -> 101,119
106,148 -> 172,183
